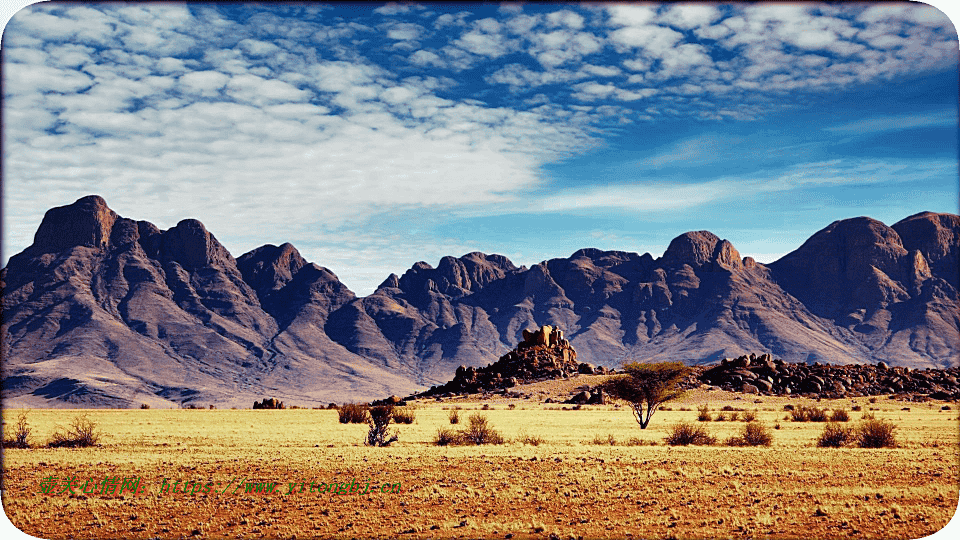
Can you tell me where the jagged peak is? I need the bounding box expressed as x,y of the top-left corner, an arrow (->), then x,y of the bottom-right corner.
661,230 -> 721,269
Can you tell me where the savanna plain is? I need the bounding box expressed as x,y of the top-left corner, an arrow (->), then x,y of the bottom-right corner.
3,384 -> 959,540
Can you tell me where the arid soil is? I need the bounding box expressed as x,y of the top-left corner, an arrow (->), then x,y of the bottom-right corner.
3,389 -> 958,539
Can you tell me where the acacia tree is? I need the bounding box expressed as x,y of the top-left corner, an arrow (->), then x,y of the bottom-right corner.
600,361 -> 691,429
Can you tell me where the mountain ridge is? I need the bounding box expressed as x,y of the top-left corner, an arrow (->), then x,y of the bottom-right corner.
3,196 -> 957,408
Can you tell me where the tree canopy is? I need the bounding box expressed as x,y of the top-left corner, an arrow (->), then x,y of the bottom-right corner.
600,361 -> 692,429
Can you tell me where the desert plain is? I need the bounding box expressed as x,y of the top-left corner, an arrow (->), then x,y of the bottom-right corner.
2,379 -> 958,540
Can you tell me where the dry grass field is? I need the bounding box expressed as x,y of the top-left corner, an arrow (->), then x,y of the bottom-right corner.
2,386 -> 958,540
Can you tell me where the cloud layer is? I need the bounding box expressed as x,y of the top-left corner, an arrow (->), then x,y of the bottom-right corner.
3,2 -> 957,293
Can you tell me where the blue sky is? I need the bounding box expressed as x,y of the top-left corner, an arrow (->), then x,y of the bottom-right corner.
2,1 -> 958,295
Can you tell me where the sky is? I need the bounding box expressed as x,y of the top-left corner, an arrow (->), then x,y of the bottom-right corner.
2,1 -> 958,296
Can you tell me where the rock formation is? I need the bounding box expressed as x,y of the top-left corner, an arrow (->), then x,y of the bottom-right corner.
412,325 -> 604,397
698,353 -> 960,400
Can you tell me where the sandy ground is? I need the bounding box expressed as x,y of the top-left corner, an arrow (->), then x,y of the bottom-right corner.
2,387 -> 958,539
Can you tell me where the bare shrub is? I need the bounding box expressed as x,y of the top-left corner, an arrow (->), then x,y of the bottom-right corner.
48,415 -> 100,448
791,406 -> 809,422
365,406 -> 398,447
665,422 -> 716,446
831,409 -> 850,422
714,412 -> 726,421
697,404 -> 711,422
462,414 -> 504,445
726,422 -> 772,447
729,411 -> 740,422
741,410 -> 758,422
392,407 -> 416,424
625,437 -> 644,446
817,423 -> 853,448
807,407 -> 829,422
3,411 -> 32,449
852,405 -> 862,411
857,418 -> 897,448
591,434 -> 616,446
449,409 -> 460,424
338,403 -> 369,424
434,428 -> 460,446
517,431 -> 544,446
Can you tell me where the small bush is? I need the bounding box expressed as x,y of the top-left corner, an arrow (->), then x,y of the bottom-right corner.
665,422 -> 716,446
392,407 -> 416,424
856,418 -> 897,448
139,403 -> 150,409
817,422 -> 853,448
831,409 -> 850,422
729,411 -> 740,422
338,403 -> 369,424
868,397 -> 877,404
48,415 -> 100,448
783,404 -> 795,411
726,422 -> 772,447
697,404 -> 712,422
741,410 -> 758,422
625,437 -> 644,446
714,413 -> 726,422
517,431 -> 544,446
852,405 -> 862,411
3,411 -> 32,449
461,414 -> 504,445
449,409 -> 460,424
481,403 -> 490,410
508,403 -> 516,410
721,405 -> 737,411
365,406 -> 398,447
807,407 -> 828,422
592,434 -> 616,446
774,422 -> 781,430
434,428 -> 460,446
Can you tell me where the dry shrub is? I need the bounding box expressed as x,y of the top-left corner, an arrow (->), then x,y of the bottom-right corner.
714,413 -> 726,422
852,405 -> 862,411
517,431 -> 544,446
449,409 -> 460,424
365,406 -> 398,447
139,403 -> 150,409
807,407 -> 829,422
338,403 -> 369,424
831,408 -> 850,422
857,418 -> 897,448
741,410 -> 758,422
817,422 -> 853,448
697,404 -> 711,421
392,407 -> 416,424
624,437 -> 644,446
665,422 -> 716,446
3,412 -> 32,449
726,422 -> 772,447
436,414 -> 504,446
591,434 -> 616,446
434,428 -> 460,446
462,414 -> 504,445
729,411 -> 740,422
48,415 -> 100,448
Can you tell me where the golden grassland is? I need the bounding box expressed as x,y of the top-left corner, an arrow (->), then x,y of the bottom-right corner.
2,388 -> 959,540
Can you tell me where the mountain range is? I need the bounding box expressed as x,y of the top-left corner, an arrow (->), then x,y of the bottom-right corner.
2,195 -> 957,408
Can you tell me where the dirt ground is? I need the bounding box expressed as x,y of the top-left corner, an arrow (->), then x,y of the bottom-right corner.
2,387 -> 958,539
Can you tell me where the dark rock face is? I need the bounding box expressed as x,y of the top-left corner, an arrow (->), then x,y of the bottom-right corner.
2,195 -> 958,408
699,353 -> 960,400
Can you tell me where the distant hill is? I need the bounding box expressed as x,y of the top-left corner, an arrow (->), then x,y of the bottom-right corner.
3,195 -> 957,408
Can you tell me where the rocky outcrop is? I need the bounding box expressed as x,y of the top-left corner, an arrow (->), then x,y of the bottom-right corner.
412,325 -> 605,396
252,397 -> 285,409
699,353 -> 960,400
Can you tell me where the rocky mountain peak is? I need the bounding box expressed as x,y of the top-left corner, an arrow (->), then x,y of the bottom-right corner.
31,195 -> 118,254
661,230 -> 742,271
237,243 -> 308,294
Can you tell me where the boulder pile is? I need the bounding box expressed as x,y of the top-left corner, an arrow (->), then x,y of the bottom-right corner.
698,353 -> 960,400
413,325 -> 608,397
